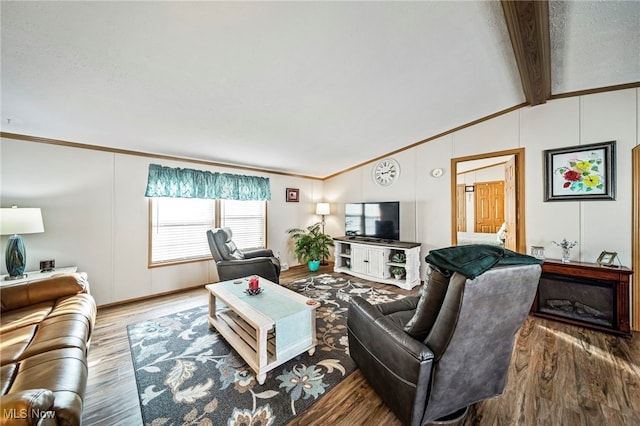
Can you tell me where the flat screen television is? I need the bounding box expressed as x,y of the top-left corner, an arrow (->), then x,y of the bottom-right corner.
345,202 -> 400,241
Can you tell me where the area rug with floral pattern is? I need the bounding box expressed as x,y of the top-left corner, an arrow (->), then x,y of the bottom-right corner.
126,273 -> 405,426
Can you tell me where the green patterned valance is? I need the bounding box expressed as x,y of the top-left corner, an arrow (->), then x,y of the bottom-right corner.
145,164 -> 271,200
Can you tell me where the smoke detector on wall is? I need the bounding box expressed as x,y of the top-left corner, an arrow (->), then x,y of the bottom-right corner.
430,168 -> 444,178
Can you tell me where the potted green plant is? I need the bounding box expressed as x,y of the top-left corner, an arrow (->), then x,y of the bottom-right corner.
390,252 -> 406,280
286,222 -> 334,271
390,265 -> 405,280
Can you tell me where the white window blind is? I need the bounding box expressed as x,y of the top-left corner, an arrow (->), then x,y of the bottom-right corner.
150,198 -> 267,265
150,198 -> 215,264
221,200 -> 266,250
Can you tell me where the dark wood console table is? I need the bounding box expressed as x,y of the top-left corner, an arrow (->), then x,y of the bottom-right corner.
531,259 -> 632,337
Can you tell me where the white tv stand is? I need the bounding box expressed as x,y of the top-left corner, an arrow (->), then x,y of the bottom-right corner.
333,236 -> 421,290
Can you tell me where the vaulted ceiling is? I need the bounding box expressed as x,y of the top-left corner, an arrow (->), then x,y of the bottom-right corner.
1,1 -> 638,178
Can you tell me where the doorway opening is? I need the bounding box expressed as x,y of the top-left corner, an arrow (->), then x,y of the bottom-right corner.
451,148 -> 526,253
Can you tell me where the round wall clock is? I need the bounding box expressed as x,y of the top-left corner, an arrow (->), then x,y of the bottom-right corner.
373,158 -> 400,186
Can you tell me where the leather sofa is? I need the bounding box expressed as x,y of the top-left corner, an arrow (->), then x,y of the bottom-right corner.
0,273 -> 97,426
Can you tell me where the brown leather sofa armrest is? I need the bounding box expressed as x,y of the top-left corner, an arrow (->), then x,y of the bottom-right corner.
1,273 -> 89,312
0,389 -> 54,426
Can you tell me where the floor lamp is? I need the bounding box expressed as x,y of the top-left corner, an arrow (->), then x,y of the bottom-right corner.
316,203 -> 330,265
316,203 -> 330,234
0,206 -> 45,280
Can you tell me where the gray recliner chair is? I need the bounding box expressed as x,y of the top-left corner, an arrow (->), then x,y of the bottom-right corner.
347,262 -> 541,425
206,227 -> 281,283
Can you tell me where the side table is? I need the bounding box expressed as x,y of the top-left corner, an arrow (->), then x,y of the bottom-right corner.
1,266 -> 78,287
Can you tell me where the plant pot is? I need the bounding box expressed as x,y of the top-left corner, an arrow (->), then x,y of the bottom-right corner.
394,274 -> 403,280
308,260 -> 321,272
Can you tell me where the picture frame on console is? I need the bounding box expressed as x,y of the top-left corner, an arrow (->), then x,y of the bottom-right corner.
530,246 -> 545,260
596,250 -> 618,267
544,141 -> 616,201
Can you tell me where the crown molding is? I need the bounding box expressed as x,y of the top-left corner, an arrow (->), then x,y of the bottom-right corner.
0,132 -> 322,181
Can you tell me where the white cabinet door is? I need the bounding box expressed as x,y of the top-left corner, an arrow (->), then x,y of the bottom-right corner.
351,245 -> 386,278
351,245 -> 368,274
366,247 -> 386,278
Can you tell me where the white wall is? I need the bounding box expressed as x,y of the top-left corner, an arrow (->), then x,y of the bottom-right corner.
325,88 -> 639,277
0,139 -> 322,305
1,88 -> 637,305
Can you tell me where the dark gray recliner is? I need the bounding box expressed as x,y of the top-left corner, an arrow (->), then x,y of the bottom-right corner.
347,263 -> 541,425
206,227 -> 281,283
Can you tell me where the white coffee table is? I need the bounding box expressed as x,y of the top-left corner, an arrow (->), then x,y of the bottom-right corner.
206,276 -> 319,384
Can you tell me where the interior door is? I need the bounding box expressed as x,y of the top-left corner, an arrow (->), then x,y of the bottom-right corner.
474,181 -> 504,233
504,156 -> 517,251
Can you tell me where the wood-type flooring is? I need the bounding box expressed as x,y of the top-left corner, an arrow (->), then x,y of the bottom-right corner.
82,264 -> 640,425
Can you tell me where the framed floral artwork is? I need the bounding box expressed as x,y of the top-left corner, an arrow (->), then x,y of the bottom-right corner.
286,188 -> 299,202
544,141 -> 616,201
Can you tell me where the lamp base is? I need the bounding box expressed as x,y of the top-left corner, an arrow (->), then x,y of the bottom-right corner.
5,234 -> 27,278
4,274 -> 27,281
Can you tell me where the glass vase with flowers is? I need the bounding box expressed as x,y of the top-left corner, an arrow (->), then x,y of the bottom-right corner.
553,239 -> 578,263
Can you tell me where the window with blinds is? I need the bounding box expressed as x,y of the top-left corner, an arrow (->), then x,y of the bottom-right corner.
220,200 -> 266,250
149,198 -> 267,265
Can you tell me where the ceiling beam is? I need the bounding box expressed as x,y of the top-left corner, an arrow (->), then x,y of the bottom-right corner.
501,0 -> 551,106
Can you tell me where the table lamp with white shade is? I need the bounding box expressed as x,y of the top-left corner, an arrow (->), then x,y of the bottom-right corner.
0,206 -> 45,280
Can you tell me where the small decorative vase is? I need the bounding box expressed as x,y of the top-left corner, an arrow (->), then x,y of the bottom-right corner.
561,247 -> 571,263
308,260 -> 320,272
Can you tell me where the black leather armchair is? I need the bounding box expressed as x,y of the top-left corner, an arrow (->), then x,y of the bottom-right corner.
206,227 -> 281,283
347,263 -> 541,425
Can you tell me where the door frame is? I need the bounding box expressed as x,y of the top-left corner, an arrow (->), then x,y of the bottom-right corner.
456,184 -> 467,232
632,145 -> 639,331
451,148 -> 526,253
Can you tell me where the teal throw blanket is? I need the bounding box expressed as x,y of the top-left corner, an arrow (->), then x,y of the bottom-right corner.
425,244 -> 543,279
